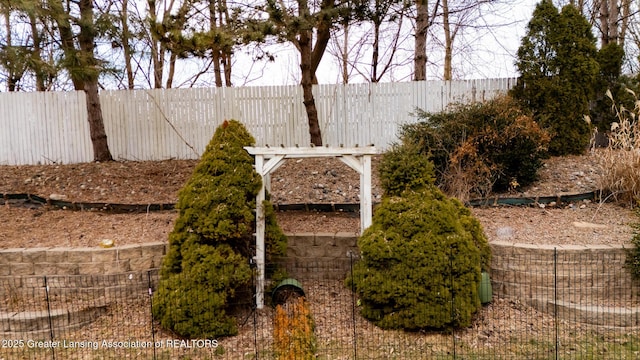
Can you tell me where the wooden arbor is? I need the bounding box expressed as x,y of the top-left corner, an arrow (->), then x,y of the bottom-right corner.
243,146 -> 378,309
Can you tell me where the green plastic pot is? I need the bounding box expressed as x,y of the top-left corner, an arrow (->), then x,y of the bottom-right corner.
271,278 -> 305,306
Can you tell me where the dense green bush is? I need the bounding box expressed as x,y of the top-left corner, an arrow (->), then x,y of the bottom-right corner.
348,144 -> 491,330
402,95 -> 549,199
511,0 -> 598,155
153,120 -> 287,338
378,141 -> 435,197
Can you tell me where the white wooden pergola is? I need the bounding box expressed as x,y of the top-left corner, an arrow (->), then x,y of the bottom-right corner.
244,145 -> 378,309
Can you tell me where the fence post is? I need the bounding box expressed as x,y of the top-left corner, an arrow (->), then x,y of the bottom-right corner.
450,245 -> 456,359
147,271 -> 157,360
554,248 -> 558,360
251,261 -> 259,360
44,276 -> 56,360
349,253 -> 358,360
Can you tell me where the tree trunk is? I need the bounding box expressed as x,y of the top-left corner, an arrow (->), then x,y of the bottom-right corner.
608,0 -> 619,44
442,0 -> 452,80
372,20 -> 381,82
121,0 -> 135,89
78,0 -> 113,161
166,52 -> 177,88
293,0 -> 334,146
599,0 -> 609,45
84,81 -> 113,161
619,0 -> 630,46
210,0 -> 223,87
341,22 -> 349,84
299,29 -> 323,146
223,53 -> 232,86
27,11 -> 47,91
148,0 -> 163,88
219,0 -> 233,87
414,0 -> 428,81
3,10 -> 18,91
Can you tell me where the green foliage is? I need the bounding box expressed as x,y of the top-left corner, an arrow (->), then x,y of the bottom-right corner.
378,141 -> 435,197
348,186 -> 491,330
402,95 -> 549,199
511,1 -> 599,156
152,244 -> 251,338
349,146 -> 490,331
154,119 -> 287,338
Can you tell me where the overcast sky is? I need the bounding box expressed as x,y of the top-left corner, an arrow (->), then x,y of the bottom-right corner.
223,1 -> 539,87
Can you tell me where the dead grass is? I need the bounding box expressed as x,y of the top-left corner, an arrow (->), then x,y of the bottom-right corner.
593,89 -> 640,205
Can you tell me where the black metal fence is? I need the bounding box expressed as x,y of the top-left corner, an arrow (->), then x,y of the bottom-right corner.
1,251 -> 639,359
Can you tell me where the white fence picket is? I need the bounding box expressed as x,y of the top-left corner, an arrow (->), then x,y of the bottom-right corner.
0,79 -> 515,165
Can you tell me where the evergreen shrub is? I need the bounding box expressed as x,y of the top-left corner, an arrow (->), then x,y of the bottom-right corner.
590,43 -> 640,136
348,143 -> 491,330
511,0 -> 599,155
402,95 -> 549,200
153,120 -> 287,338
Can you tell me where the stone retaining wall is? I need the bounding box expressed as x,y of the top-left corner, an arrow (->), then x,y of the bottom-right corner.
0,243 -> 167,276
0,237 -> 633,297
279,232 -> 359,280
0,236 -> 635,306
0,234 -> 359,278
1,235 -> 638,329
490,241 -> 635,304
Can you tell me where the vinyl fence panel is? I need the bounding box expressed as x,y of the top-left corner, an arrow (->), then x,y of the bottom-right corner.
0,79 -> 515,165
0,91 -> 91,165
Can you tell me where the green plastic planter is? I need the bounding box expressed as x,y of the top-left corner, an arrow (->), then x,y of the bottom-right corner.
478,271 -> 492,304
271,278 -> 305,306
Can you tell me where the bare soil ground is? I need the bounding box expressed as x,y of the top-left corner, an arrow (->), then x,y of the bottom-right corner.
0,152 -> 635,248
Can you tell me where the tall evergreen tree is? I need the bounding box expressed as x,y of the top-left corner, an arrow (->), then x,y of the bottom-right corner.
512,0 -> 598,155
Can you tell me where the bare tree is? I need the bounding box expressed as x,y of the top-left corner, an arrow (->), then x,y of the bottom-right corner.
597,0 -> 631,46
414,0 -> 428,80
0,0 -> 56,91
327,0 -> 412,83
368,0 -> 411,82
120,0 -> 135,89
440,0 -> 494,80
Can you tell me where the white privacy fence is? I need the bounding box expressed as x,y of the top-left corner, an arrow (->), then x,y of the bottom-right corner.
0,78 -> 516,165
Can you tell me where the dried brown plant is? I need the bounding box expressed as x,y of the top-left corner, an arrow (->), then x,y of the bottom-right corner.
593,89 -> 640,205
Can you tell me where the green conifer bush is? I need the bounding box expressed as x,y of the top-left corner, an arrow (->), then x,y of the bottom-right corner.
153,120 -> 287,338
349,143 -> 491,330
511,0 -> 599,155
